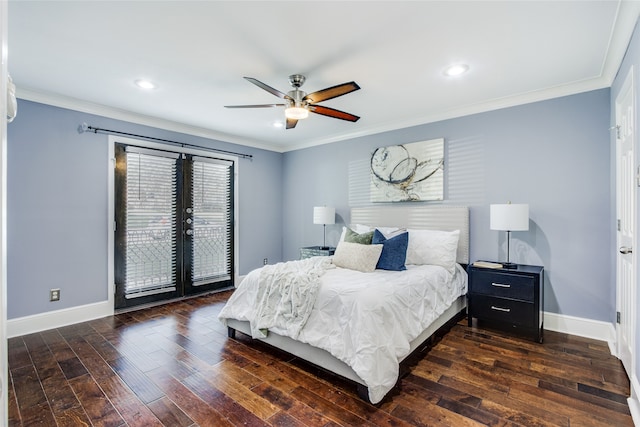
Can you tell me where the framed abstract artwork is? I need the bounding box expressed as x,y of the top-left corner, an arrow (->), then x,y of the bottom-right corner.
370,138 -> 444,202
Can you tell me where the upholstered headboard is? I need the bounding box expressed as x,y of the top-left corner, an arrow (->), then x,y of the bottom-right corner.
350,205 -> 469,264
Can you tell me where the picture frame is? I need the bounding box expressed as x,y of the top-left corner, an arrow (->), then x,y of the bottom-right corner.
370,138 -> 444,202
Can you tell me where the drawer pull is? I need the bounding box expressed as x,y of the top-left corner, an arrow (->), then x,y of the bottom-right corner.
491,305 -> 511,313
491,282 -> 511,288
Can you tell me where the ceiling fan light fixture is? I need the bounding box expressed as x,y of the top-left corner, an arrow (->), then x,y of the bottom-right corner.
285,106 -> 309,120
225,75 -> 360,128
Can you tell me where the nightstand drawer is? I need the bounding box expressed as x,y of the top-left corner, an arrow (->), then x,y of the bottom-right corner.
471,270 -> 535,301
471,295 -> 535,326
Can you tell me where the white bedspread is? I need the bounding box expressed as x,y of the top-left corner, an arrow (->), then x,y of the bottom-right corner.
218,257 -> 467,404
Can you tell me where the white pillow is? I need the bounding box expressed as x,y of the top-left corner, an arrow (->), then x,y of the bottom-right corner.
405,229 -> 460,274
332,241 -> 383,273
352,223 -> 372,233
376,227 -> 405,238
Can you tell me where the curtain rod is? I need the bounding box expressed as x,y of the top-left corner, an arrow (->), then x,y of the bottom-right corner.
77,122 -> 253,160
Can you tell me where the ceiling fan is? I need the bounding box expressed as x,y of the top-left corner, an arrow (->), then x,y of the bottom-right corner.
225,74 -> 361,129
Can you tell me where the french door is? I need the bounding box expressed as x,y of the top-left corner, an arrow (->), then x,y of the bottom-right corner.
114,143 -> 234,310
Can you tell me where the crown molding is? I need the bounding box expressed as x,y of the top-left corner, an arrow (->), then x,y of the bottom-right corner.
19,72 -> 611,155
16,87 -> 285,153
286,75 -> 612,152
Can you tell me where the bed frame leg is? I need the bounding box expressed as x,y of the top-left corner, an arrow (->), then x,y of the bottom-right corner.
227,327 -> 236,339
356,384 -> 371,404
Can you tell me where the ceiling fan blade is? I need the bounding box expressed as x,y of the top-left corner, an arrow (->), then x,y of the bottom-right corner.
244,77 -> 292,100
224,103 -> 286,108
309,105 -> 360,122
303,81 -> 360,104
286,118 -> 298,129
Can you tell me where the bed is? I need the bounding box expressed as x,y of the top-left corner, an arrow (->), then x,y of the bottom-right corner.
219,205 -> 469,404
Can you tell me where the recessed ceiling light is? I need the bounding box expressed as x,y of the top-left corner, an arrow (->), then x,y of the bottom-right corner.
444,64 -> 469,77
135,79 -> 157,89
273,121 -> 284,128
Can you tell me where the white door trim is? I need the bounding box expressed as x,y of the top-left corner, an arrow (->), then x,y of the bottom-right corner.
0,0 -> 9,420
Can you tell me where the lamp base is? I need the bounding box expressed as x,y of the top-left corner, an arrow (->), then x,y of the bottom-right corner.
501,262 -> 518,269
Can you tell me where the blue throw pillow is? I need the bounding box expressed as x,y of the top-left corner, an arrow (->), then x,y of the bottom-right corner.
372,229 -> 408,271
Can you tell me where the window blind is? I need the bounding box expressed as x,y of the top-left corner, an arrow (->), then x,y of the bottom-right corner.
124,147 -> 179,298
191,157 -> 233,284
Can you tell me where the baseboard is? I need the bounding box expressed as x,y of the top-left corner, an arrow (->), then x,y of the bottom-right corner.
6,282 -> 242,338
7,300 -> 113,338
629,374 -> 640,426
543,311 -> 616,351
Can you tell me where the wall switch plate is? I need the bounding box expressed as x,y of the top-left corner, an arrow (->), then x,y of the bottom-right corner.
50,289 -> 60,302
263,258 -> 268,265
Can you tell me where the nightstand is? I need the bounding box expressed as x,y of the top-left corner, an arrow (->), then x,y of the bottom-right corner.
467,263 -> 544,343
300,246 -> 336,259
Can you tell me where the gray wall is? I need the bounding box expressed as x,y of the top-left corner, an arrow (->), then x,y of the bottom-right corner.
611,17 -> 640,394
7,100 -> 283,319
6,87 -> 613,325
283,88 -> 612,322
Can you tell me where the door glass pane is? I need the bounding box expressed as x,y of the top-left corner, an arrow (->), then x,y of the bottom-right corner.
124,150 -> 177,297
191,158 -> 232,284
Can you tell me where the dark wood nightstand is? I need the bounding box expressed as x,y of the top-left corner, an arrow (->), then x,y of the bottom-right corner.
467,263 -> 544,343
300,246 -> 336,259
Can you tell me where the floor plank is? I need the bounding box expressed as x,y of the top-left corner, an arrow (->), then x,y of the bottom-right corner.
7,290 -> 634,426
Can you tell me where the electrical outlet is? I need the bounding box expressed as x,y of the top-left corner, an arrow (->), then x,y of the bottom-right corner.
50,289 -> 60,302
263,258 -> 268,265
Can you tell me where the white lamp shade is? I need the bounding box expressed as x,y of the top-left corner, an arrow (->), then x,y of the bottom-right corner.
490,204 -> 529,231
313,206 -> 335,225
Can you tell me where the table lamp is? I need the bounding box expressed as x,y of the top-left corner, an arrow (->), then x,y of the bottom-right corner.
313,206 -> 335,250
490,202 -> 529,269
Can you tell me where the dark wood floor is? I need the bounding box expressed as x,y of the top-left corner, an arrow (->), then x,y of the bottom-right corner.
7,290 -> 634,426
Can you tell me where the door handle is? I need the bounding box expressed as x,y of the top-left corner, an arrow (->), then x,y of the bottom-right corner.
620,246 -> 633,254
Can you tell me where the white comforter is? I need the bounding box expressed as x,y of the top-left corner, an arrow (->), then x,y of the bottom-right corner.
218,257 -> 467,404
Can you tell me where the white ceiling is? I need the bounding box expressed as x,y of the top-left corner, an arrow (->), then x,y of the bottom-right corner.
8,1 -> 640,152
